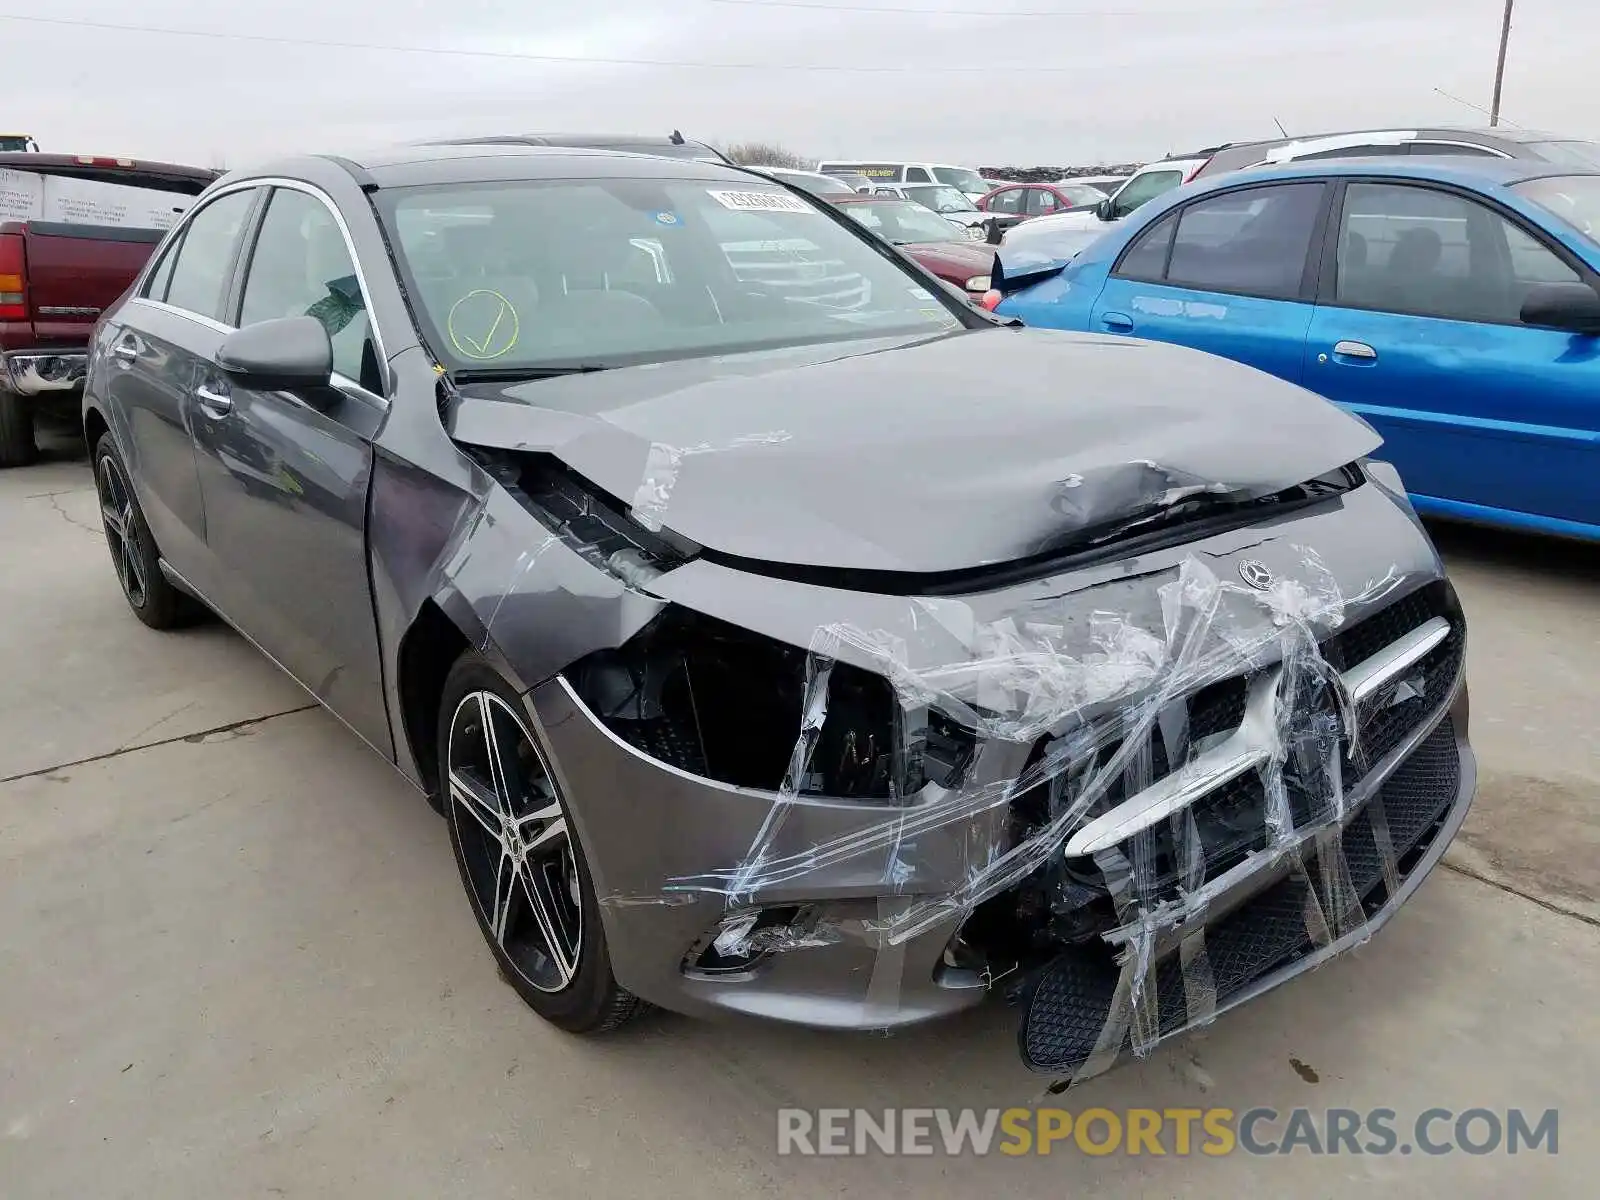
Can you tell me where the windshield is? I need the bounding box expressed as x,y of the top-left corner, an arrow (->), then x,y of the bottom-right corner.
933,166 -> 988,194
841,200 -> 965,244
773,171 -> 855,198
0,135 -> 32,152
1523,140 -> 1600,170
377,177 -> 965,372
1512,175 -> 1600,246
903,184 -> 977,214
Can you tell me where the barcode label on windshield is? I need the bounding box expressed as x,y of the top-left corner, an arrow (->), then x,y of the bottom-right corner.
707,189 -> 814,214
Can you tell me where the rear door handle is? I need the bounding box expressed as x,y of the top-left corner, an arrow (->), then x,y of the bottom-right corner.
195,382 -> 233,416
1100,312 -> 1135,333
1331,339 -> 1377,361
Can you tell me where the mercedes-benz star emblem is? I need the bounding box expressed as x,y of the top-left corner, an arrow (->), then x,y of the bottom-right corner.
1238,559 -> 1275,591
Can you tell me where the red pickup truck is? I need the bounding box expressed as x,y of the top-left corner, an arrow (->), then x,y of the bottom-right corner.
0,154 -> 217,466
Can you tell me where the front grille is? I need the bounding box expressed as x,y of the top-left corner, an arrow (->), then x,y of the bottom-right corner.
1019,716 -> 1462,1074
1033,581 -> 1461,903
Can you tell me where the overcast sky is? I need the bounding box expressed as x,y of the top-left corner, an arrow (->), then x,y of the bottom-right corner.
6,1 -> 1596,168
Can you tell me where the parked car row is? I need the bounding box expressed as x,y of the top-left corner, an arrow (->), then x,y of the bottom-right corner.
76,137 -> 1478,1082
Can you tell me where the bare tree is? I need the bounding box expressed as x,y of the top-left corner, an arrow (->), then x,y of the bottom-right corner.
724,141 -> 811,170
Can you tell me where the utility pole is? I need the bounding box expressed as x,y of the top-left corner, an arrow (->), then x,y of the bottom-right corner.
1489,0 -> 1515,127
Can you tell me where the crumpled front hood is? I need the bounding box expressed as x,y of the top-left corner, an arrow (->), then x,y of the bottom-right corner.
447,328 -> 1381,575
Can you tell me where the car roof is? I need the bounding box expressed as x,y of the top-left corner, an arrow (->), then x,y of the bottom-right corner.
1186,154 -> 1599,192
260,144 -> 761,188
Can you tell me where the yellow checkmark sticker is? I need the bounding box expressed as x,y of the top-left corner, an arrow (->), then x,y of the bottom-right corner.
447,289 -> 521,360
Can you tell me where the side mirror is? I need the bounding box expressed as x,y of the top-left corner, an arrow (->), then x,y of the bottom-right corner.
1520,282 -> 1600,335
1095,197 -> 1116,222
216,316 -> 334,391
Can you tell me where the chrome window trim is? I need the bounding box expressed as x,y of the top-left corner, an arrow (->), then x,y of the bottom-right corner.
132,174 -> 393,402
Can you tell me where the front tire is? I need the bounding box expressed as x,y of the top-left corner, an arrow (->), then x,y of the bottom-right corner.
437,652 -> 644,1033
92,432 -> 203,629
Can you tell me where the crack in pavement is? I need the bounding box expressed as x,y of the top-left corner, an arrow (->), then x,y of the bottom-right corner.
0,704 -> 319,786
42,492 -> 104,539
1440,860 -> 1600,930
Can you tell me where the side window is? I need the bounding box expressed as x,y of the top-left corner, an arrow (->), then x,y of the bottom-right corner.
163,189 -> 258,321
1335,183 -> 1578,324
905,166 -> 932,183
1115,212 -> 1178,281
1027,189 -> 1060,216
239,188 -> 380,392
1163,183 -> 1324,299
988,188 -> 1025,215
141,235 -> 182,302
1110,170 -> 1183,219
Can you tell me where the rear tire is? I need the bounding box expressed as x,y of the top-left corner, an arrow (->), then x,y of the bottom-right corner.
437,652 -> 645,1034
92,432 -> 204,629
0,388 -> 37,468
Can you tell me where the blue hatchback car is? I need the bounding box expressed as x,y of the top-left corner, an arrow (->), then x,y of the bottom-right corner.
998,159 -> 1600,540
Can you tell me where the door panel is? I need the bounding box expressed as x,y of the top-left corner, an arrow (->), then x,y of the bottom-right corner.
1090,182 -> 1327,385
1304,180 -> 1600,529
98,307 -> 212,575
100,188 -> 261,584
1304,308 -> 1600,528
188,184 -> 392,754
189,376 -> 392,751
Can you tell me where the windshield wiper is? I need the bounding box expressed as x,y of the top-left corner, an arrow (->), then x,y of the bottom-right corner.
452,365 -> 611,384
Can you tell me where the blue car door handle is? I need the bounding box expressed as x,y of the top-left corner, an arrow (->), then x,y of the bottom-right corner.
1100,312 -> 1134,333
1327,339 -> 1378,363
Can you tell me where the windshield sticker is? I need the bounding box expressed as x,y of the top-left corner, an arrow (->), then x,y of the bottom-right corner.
653,210 -> 681,227
447,289 -> 521,360
707,189 -> 814,215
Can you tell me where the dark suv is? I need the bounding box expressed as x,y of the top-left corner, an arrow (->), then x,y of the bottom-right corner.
1194,126 -> 1600,179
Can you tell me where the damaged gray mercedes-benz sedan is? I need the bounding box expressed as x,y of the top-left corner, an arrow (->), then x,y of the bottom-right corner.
83,144 -> 1474,1081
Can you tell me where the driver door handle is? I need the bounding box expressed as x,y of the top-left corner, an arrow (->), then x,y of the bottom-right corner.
110,333 -> 142,366
195,382 -> 233,415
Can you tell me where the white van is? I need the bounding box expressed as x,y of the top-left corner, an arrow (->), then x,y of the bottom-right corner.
815,161 -> 990,201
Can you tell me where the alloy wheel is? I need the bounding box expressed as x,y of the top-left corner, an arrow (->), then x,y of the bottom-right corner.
446,691 -> 583,993
95,453 -> 148,609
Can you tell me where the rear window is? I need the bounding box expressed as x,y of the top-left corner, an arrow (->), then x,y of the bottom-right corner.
377,177 -> 965,371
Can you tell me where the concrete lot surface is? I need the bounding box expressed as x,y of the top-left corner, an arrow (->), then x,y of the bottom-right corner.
3,431 -> 1597,1198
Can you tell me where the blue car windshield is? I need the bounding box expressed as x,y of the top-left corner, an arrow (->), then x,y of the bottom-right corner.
1512,175 -> 1600,247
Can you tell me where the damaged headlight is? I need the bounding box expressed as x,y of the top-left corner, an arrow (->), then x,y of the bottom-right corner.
468,448 -> 700,589
566,607 -> 978,802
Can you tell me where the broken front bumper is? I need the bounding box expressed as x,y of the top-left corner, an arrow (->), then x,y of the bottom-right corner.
527,589 -> 1473,1060
4,352 -> 87,396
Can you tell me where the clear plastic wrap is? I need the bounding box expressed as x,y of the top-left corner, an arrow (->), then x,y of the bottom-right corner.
647,540 -> 1421,1082
465,417 -> 1459,1084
